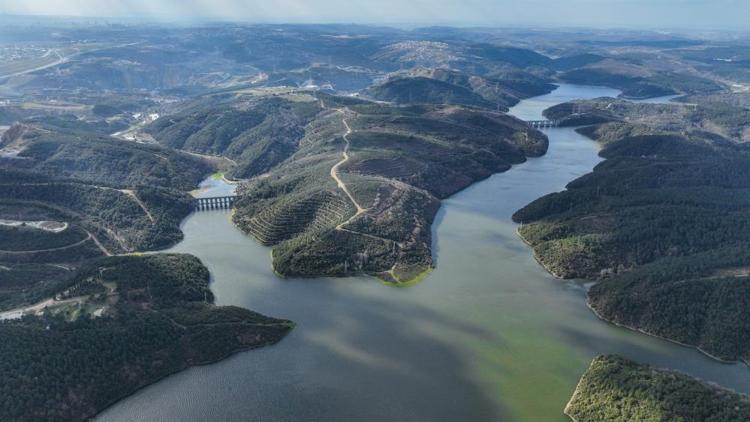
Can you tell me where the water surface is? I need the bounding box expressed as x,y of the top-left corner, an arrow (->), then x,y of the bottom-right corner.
97,84 -> 750,422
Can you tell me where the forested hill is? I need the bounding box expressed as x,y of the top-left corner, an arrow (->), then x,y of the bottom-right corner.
0,121 -> 215,314
0,118 -> 215,256
145,94 -> 322,179
559,66 -> 723,99
231,92 -> 546,282
367,68 -> 556,109
0,254 -> 293,422
565,355 -> 750,422
367,76 -> 496,108
2,123 -> 211,190
544,98 -> 750,143
513,98 -> 750,361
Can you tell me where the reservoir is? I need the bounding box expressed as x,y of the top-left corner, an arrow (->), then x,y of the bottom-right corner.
97,84 -> 750,421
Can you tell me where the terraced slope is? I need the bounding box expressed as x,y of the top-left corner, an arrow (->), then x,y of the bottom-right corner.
234,94 -> 546,282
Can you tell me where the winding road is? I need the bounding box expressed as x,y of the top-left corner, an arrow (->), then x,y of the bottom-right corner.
330,110 -> 366,219
327,107 -> 405,280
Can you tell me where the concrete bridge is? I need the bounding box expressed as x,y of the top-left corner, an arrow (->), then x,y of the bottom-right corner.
526,120 -> 560,129
193,195 -> 237,211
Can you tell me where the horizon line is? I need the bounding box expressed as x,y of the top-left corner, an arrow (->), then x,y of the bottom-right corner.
0,12 -> 748,34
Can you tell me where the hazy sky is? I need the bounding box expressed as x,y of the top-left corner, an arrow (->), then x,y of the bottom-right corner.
1,0 -> 749,30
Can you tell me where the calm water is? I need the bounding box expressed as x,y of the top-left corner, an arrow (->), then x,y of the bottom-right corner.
97,84 -> 750,422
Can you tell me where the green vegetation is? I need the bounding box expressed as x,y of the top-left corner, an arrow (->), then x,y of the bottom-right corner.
367,68 -> 555,109
145,94 -> 322,179
545,98 -> 750,142
0,254 -> 293,422
7,22 -> 750,420
0,263 -> 74,311
0,180 -> 193,254
2,124 -> 211,190
368,76 -> 496,108
516,98 -> 750,361
232,94 -> 545,281
0,224 -> 87,251
559,68 -> 723,99
0,120 -> 211,314
589,248 -> 750,361
565,355 -> 750,422
0,60 -> 300,422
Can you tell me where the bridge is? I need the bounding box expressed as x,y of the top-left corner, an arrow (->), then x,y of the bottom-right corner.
193,195 -> 237,211
526,120 -> 560,129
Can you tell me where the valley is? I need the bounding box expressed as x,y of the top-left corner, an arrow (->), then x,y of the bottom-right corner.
2,21 -> 750,421
96,84 -> 750,422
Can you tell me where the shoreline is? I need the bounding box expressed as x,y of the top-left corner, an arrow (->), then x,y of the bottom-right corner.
92,334 -> 291,421
585,297 -> 747,366
520,221 -> 748,367
562,358 -> 593,422
515,212 -> 750,368
515,227 -> 565,279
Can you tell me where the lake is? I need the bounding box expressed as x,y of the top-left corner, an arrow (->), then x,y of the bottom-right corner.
97,84 -> 750,421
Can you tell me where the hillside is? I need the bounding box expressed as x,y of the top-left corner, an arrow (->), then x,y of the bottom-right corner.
559,61 -> 723,99
565,355 -> 750,422
233,94 -> 546,282
368,76 -> 495,108
514,97 -> 750,361
0,123 -> 207,257
545,98 -> 750,142
145,93 -> 322,179
1,124 -> 212,190
0,123 -> 214,310
368,69 -> 555,109
0,254 -> 293,422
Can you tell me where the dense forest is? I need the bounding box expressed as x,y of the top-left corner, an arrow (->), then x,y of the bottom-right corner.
0,254 -> 293,422
513,101 -> 750,360
565,355 -> 750,421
